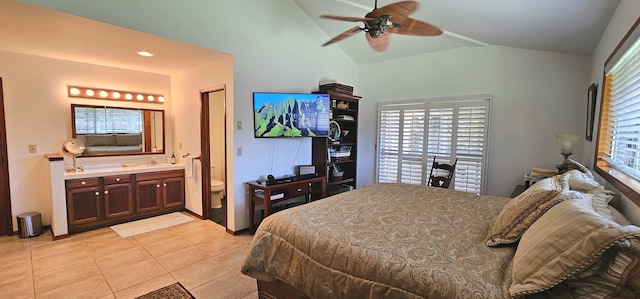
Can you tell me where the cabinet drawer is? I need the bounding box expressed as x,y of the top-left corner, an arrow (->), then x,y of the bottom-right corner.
103,174 -> 132,185
287,184 -> 309,197
66,178 -> 100,189
136,170 -> 184,181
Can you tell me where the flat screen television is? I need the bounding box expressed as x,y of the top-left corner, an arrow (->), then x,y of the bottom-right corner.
253,92 -> 330,138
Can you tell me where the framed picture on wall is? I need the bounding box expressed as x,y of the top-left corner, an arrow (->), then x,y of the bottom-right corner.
586,83 -> 597,141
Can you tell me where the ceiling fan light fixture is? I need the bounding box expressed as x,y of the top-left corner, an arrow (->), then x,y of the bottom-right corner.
320,0 -> 442,51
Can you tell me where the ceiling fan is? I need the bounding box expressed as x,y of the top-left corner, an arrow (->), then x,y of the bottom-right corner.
320,0 -> 443,52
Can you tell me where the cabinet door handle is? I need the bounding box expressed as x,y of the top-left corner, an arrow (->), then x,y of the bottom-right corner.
163,183 -> 167,187
297,188 -> 302,192
95,192 -> 99,196
156,184 -> 161,188
116,178 -> 121,182
104,190 -> 109,194
82,181 -> 86,185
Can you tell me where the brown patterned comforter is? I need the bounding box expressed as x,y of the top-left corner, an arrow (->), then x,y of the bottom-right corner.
241,183 -> 515,298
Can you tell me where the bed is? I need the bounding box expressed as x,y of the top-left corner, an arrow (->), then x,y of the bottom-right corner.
241,167 -> 640,299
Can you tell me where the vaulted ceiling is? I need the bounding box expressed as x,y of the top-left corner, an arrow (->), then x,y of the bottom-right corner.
294,0 -> 620,65
0,0 -> 621,74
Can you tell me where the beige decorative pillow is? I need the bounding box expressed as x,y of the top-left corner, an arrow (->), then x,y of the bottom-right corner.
509,197 -> 640,297
486,175 -> 572,246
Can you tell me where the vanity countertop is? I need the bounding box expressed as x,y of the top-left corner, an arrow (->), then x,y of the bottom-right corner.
64,163 -> 185,180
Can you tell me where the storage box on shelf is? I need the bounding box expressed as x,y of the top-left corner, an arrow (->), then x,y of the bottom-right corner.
312,90 -> 360,195
319,82 -> 353,95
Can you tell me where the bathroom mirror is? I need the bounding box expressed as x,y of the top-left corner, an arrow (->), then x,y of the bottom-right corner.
71,104 -> 165,157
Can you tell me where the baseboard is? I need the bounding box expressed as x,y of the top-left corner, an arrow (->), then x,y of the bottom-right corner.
229,227 -> 249,235
183,208 -> 202,219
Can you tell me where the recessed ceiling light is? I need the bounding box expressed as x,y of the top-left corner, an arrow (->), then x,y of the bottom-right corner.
137,51 -> 154,57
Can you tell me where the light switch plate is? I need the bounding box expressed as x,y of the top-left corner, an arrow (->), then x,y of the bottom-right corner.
28,144 -> 36,153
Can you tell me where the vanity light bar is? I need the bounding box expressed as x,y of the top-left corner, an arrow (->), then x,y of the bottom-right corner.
67,86 -> 165,104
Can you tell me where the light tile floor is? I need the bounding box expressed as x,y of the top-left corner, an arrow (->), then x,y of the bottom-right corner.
0,215 -> 258,299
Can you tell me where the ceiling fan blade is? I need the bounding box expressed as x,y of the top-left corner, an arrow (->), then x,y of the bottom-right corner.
388,18 -> 443,36
320,15 -> 375,22
372,0 -> 419,23
322,26 -> 362,47
365,31 -> 391,52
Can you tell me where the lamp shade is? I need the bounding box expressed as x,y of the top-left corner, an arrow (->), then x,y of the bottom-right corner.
555,133 -> 580,155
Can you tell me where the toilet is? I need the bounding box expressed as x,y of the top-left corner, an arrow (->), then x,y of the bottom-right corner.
211,179 -> 225,208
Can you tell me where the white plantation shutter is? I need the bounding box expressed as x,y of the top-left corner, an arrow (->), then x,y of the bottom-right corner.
378,109 -> 400,183
378,104 -> 426,184
377,97 -> 490,194
454,105 -> 488,194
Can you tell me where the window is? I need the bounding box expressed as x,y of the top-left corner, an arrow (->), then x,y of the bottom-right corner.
595,17 -> 640,204
377,97 -> 490,194
75,107 -> 142,134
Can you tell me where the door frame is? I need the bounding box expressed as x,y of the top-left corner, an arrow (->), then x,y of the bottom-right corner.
200,86 -> 227,224
0,78 -> 13,235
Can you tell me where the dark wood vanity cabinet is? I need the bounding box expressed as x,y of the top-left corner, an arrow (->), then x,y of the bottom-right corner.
135,170 -> 185,212
65,169 -> 185,234
66,178 -> 101,226
103,175 -> 134,219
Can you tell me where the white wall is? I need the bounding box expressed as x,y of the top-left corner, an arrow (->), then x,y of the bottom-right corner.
209,91 -> 226,183
0,50 -> 172,229
171,57 -> 234,227
359,45 -> 591,197
588,0 -> 640,224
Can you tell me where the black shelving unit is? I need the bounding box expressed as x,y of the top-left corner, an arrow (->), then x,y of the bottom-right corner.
312,91 -> 360,196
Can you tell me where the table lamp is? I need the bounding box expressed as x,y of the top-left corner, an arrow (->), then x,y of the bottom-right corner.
555,133 -> 580,173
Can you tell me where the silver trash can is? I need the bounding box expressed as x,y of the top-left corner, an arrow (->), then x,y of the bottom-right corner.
17,212 -> 42,238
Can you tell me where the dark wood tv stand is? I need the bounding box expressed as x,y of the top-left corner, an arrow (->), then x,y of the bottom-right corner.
247,177 -> 326,234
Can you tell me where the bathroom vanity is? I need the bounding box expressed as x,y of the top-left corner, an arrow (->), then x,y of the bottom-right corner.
47,155 -> 185,237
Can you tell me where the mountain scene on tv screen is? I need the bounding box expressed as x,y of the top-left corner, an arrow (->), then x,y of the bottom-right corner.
255,96 -> 328,137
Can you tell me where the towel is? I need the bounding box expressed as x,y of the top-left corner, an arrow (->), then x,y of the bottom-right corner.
185,156 -> 194,178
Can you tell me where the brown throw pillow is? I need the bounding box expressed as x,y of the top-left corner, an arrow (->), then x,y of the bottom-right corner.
509,197 -> 640,297
486,175 -> 572,246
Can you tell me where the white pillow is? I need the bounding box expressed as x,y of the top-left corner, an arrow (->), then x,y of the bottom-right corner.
565,169 -> 600,192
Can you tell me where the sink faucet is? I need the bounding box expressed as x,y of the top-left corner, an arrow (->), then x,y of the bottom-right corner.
149,156 -> 157,165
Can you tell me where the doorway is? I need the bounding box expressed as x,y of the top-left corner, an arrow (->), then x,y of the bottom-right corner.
200,87 -> 227,227
0,78 -> 12,235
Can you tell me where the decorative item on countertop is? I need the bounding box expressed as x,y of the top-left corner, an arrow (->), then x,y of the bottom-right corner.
170,152 -> 176,164
555,133 -> 580,173
62,138 -> 85,173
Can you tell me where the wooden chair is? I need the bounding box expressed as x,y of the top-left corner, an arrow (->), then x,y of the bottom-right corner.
428,157 -> 458,189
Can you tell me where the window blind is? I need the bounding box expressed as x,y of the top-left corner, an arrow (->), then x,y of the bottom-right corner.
377,98 -> 490,194
599,36 -> 640,180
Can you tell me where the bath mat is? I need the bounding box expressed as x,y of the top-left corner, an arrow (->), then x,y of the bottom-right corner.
111,212 -> 194,238
135,282 -> 194,299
